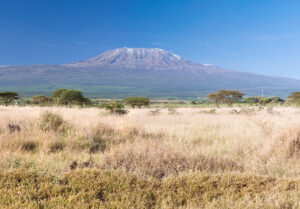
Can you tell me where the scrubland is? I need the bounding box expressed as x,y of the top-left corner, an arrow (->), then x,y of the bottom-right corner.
0,105 -> 300,208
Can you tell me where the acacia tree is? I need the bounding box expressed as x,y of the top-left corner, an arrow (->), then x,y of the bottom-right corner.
206,92 -> 223,107
287,92 -> 300,106
0,92 -> 19,106
206,90 -> 244,107
124,97 -> 150,108
51,88 -> 67,103
59,90 -> 90,107
30,95 -> 52,106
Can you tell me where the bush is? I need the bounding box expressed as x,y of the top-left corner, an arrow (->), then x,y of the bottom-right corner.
89,138 -> 107,154
124,97 -> 150,108
21,141 -> 38,152
102,102 -> 128,115
39,111 -> 67,132
287,92 -> 300,106
49,141 -> 65,153
30,95 -> 52,106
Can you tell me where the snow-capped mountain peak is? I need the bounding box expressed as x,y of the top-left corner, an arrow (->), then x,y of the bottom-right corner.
67,47 -> 199,70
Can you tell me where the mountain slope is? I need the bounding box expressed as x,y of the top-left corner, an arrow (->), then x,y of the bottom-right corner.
0,48 -> 299,98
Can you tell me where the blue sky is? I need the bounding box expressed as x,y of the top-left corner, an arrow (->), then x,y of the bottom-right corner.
1,0 -> 300,79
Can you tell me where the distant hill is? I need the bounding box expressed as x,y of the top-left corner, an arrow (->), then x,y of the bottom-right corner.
0,47 -> 299,98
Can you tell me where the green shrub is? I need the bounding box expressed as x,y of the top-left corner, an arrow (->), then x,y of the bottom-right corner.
102,102 -> 128,115
124,97 -> 150,108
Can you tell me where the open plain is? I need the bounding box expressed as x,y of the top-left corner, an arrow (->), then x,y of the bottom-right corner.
0,106 -> 300,208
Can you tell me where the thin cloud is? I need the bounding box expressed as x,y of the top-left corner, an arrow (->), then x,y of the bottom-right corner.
251,33 -> 295,41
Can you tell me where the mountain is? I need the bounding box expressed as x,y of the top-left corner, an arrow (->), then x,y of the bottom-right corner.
0,47 -> 299,98
65,47 -> 227,73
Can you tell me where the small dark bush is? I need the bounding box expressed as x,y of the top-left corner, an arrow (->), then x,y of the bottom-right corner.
91,137 -> 107,153
21,141 -> 38,152
7,124 -> 21,133
49,141 -> 65,153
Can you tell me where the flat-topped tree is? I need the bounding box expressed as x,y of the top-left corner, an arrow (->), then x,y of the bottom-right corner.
0,92 -> 19,106
207,90 -> 244,107
206,92 -> 223,107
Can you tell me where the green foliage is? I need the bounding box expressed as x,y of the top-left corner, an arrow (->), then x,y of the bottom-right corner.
243,97 -> 261,104
102,102 -> 128,115
207,90 -> 244,107
50,89 -> 90,106
124,97 -> 150,108
30,95 -> 52,106
51,88 -> 67,102
243,96 -> 285,105
0,92 -> 19,106
59,90 -> 85,106
262,96 -> 284,105
287,92 -> 300,106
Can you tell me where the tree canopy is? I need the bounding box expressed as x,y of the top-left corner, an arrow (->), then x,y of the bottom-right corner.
50,89 -> 90,106
30,95 -> 52,106
206,90 -> 244,107
51,88 -> 67,102
124,97 -> 150,108
0,92 -> 19,106
59,90 -> 90,106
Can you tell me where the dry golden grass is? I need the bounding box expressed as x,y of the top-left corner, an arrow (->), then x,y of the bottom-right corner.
0,105 -> 300,208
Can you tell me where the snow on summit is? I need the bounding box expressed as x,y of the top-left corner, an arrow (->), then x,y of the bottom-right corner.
67,47 -> 199,70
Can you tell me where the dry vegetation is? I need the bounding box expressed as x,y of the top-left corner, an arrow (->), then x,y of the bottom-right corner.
0,106 -> 300,208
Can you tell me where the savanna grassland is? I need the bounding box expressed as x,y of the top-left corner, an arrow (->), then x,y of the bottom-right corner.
1,105 -> 300,208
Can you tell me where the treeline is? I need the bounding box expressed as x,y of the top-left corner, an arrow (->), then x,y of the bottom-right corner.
0,89 -> 299,107
206,90 -> 300,107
